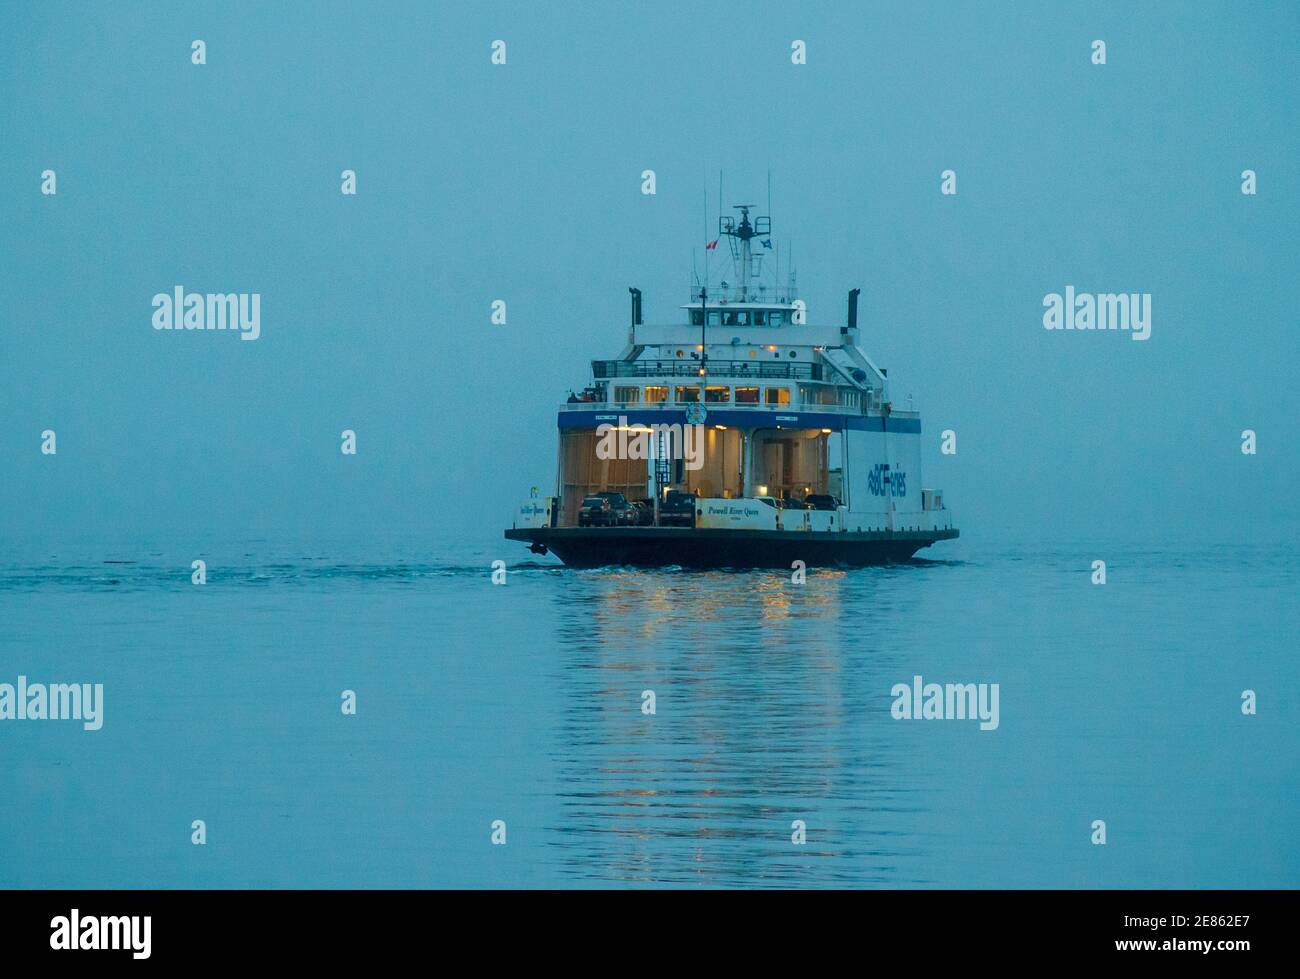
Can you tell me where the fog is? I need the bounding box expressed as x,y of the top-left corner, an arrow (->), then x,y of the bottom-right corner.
3,1 -> 1295,549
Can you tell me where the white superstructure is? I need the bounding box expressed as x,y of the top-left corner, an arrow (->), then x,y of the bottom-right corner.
506,202 -> 957,567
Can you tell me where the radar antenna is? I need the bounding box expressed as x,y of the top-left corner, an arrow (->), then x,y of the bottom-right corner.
718,204 -> 772,302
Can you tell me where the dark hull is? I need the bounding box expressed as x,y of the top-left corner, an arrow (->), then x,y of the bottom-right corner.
504,526 -> 959,569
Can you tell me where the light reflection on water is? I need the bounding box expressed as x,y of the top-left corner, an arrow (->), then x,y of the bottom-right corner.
544,566 -> 934,886
1,539 -> 1296,888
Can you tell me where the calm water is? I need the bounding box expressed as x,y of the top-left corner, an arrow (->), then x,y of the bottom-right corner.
1,532 -> 1296,888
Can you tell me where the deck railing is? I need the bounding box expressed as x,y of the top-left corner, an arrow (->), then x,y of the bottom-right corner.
592,359 -> 822,380
559,400 -> 865,414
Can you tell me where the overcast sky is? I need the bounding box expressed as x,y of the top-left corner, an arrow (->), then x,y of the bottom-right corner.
2,1 -> 1296,548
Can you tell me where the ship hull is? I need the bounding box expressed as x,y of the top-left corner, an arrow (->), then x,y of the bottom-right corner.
504,526 -> 958,569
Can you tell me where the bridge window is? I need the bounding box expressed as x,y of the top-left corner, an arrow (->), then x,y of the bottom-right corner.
752,311 -> 767,325
769,311 -> 786,326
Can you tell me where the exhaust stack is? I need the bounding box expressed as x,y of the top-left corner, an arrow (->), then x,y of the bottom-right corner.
842,287 -> 861,338
628,287 -> 643,326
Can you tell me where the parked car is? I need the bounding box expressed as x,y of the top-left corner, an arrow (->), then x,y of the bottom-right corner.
780,496 -> 812,510
595,491 -> 637,526
805,494 -> 841,511
659,490 -> 697,527
630,500 -> 652,526
578,495 -> 613,526
580,493 -> 634,526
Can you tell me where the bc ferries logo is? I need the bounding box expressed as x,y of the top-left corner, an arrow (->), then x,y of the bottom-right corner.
595,416 -> 705,471
867,463 -> 906,497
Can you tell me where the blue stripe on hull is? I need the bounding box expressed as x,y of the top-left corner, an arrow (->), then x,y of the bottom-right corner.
557,410 -> 921,434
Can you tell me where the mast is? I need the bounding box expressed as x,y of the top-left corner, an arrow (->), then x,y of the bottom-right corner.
698,284 -> 707,397
718,203 -> 772,304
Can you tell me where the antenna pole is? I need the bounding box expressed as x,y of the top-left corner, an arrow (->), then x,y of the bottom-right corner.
702,170 -> 708,292
698,284 -> 708,406
742,211 -> 750,302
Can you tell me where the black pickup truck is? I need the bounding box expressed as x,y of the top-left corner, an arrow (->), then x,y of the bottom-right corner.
658,491 -> 697,527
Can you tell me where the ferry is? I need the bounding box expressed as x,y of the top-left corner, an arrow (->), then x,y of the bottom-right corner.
504,203 -> 958,568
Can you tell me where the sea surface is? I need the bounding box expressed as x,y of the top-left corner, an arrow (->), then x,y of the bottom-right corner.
1,531 -> 1296,888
